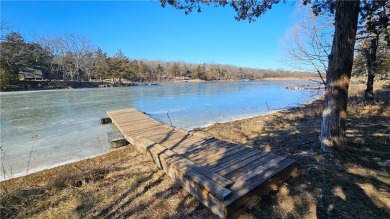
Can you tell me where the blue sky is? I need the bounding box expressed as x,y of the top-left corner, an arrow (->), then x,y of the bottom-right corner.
1,1 -> 302,70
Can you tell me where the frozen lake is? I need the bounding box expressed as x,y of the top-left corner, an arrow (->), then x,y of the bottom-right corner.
0,80 -> 320,180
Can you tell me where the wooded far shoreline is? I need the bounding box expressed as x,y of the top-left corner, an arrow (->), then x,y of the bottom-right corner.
0,31 -> 315,92
0,76 -> 318,92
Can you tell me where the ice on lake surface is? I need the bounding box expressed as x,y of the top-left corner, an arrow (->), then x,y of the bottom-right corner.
0,80 -> 321,180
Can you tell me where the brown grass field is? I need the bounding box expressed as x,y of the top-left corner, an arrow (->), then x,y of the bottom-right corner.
1,78 -> 389,219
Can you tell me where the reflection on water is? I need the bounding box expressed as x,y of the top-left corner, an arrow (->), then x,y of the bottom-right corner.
0,81 -> 320,180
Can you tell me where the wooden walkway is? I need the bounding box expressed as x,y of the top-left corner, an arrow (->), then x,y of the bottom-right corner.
107,108 -> 296,218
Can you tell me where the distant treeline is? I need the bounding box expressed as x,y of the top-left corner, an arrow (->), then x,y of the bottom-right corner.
1,31 -> 314,90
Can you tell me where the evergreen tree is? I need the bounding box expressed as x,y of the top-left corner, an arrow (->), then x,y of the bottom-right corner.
139,61 -> 151,81
0,58 -> 18,90
157,63 -> 164,81
94,47 -> 109,81
108,49 -> 134,83
1,32 -> 27,74
357,0 -> 389,100
170,63 -> 181,78
192,65 -> 203,79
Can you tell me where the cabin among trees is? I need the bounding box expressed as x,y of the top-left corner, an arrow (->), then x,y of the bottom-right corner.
18,69 -> 44,81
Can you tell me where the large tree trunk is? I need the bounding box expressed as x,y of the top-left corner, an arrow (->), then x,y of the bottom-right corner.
319,0 -> 360,152
364,36 -> 378,101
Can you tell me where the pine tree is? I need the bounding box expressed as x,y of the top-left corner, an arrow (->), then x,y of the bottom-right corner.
170,63 -> 181,78
94,48 -> 109,81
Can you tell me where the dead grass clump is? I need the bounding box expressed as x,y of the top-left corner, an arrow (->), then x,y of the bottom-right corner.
47,166 -> 111,191
1,188 -> 45,218
348,99 -> 385,117
0,165 -> 113,218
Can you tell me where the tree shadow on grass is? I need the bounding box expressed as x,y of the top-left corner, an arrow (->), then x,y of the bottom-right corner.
93,173 -> 165,218
202,82 -> 389,218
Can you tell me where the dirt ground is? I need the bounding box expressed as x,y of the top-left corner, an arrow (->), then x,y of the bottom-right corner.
1,79 -> 389,219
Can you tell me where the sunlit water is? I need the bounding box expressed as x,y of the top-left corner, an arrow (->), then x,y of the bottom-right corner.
0,81 -> 320,180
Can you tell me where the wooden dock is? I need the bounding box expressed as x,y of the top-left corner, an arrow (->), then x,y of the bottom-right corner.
107,108 -> 297,218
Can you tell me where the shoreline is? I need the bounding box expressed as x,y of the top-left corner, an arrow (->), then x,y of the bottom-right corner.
1,92 -> 322,182
0,150 -> 115,182
260,76 -> 320,81
1,79 -> 388,218
1,77 -> 318,92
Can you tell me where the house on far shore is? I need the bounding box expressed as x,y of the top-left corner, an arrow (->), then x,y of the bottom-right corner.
18,69 -> 44,81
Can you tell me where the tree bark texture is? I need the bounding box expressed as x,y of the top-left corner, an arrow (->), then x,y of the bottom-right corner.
319,0 -> 360,152
364,36 -> 378,101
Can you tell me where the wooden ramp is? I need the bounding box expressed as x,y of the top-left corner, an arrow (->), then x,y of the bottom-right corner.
107,108 -> 296,218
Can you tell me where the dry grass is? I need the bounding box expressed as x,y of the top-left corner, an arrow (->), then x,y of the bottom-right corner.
1,147 -> 215,219
1,79 -> 389,219
201,79 -> 390,218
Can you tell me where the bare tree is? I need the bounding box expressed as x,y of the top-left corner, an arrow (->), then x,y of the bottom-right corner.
38,36 -> 67,80
0,21 -> 10,40
282,5 -> 332,85
63,34 -> 94,81
37,34 -> 95,81
82,51 -> 97,81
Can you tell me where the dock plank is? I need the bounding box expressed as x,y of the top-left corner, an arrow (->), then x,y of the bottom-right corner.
215,151 -> 269,177
230,156 -> 286,188
223,154 -> 279,180
176,139 -> 229,155
166,157 -> 232,200
166,155 -> 234,188
184,143 -> 239,162
147,131 -> 189,143
211,150 -> 264,173
191,146 -> 248,166
227,158 -> 296,203
162,137 -> 206,151
124,125 -> 172,137
206,148 -> 254,169
177,139 -> 230,157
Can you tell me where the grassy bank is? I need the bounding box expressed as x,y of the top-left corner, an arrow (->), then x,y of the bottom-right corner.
1,79 -> 389,218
